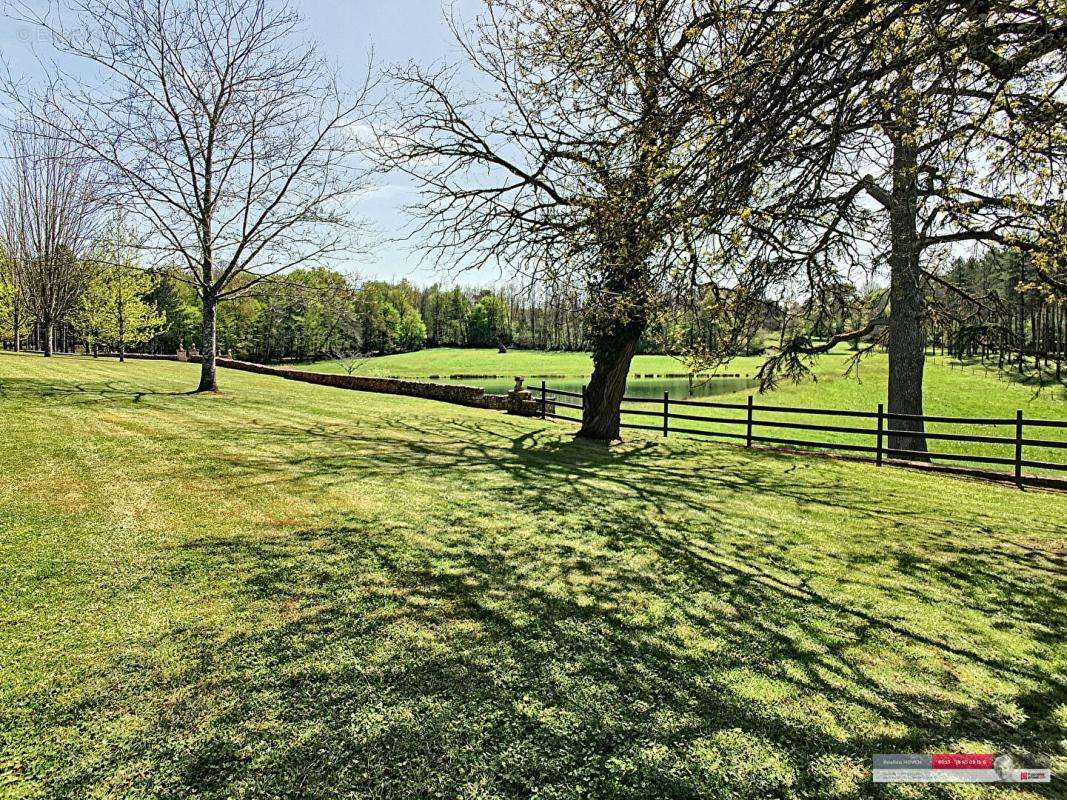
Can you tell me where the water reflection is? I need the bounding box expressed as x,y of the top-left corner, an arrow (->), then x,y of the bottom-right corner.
430,375 -> 757,400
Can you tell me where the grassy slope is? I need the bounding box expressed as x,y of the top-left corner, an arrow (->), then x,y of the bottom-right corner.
648,352 -> 1067,470
300,347 -> 719,378
0,353 -> 1064,800
308,347 -> 1067,472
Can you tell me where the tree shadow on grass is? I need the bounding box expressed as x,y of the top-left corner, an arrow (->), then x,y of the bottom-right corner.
40,521 -> 1063,799
212,414 -> 895,517
198,412 -> 1063,679
18,410 -> 1066,799
0,376 -> 198,405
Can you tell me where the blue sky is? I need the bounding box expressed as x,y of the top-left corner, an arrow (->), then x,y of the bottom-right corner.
0,0 -> 497,285
305,0 -> 483,282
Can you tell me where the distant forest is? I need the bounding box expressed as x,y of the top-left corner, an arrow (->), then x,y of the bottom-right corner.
3,247 -> 1064,378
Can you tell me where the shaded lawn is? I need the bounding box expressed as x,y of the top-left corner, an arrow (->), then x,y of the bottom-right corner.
0,353 -> 1064,799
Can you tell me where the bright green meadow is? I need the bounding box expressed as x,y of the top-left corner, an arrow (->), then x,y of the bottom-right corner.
308,348 -> 1067,473
301,347 -> 714,379
0,352 -> 1064,799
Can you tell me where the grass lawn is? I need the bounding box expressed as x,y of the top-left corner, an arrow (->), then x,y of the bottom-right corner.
632,352 -> 1067,472
299,347 -> 716,379
302,346 -> 1065,415
307,347 -> 1067,474
1,352 -> 1064,799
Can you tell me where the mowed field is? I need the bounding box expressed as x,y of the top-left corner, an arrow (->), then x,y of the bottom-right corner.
308,348 -> 1067,473
303,346 -> 1066,413
301,347 -> 708,379
0,352 -> 1065,799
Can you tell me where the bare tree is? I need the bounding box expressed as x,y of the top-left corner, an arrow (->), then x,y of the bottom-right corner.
379,0 -> 861,440
9,0 -> 374,390
0,116 -> 96,356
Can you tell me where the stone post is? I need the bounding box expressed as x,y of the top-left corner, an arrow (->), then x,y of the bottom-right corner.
506,376 -> 536,415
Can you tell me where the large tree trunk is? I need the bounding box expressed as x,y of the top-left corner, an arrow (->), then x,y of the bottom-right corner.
578,258 -> 648,442
886,85 -> 928,460
42,319 -> 54,357
576,235 -> 651,441
579,327 -> 641,441
197,291 -> 218,392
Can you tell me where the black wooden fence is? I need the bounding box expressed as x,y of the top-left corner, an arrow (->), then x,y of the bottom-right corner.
535,381 -> 1067,486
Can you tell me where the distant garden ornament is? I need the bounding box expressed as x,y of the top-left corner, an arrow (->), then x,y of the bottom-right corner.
176,343 -> 187,362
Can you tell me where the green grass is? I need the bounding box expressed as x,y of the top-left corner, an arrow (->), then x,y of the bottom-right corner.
1,352 -> 1064,799
633,352 -> 1067,472
300,347 -> 720,379
704,350 -> 1065,415
307,347 -> 1067,475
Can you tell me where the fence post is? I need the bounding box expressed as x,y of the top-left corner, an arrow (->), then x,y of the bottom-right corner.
1015,409 -> 1023,486
582,384 -> 587,425
746,395 -> 753,447
541,380 -> 546,420
663,391 -> 669,437
876,403 -> 884,467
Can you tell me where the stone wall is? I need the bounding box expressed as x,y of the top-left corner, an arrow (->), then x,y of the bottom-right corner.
79,352 -> 543,416
221,358 -> 489,404
214,358 -> 541,415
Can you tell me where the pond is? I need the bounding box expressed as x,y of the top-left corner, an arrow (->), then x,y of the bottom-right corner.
430,374 -> 758,400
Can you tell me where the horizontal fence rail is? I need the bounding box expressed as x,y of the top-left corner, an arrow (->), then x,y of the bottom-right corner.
534,381 -> 1067,487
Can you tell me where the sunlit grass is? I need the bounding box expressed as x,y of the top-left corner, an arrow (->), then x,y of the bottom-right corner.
305,347 -> 1067,475
0,352 -> 1063,799
300,346 -> 718,378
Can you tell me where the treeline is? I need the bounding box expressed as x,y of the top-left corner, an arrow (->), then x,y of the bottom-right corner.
148,272 -> 549,360
0,215 -> 166,360
767,247 -> 1067,380
929,250 -> 1066,380
149,273 -> 709,360
763,247 -> 1067,381
6,238 -> 1062,380
146,271 -> 428,361
2,252 -> 619,360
